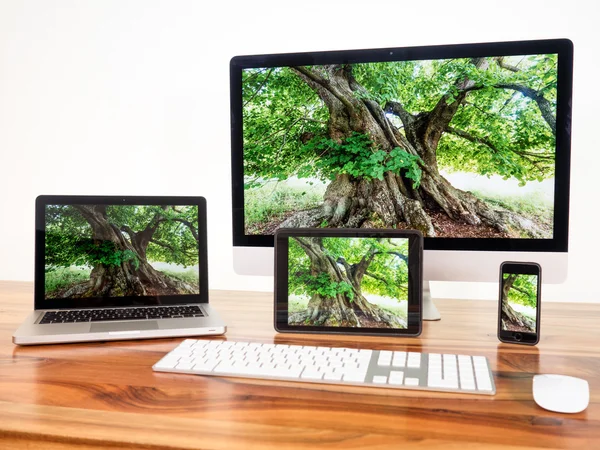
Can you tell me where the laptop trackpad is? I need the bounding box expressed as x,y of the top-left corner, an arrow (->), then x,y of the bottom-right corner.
91,321 -> 158,333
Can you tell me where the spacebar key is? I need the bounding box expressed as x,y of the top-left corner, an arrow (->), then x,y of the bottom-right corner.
91,316 -> 146,322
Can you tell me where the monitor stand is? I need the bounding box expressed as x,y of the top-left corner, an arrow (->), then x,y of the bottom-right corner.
423,280 -> 441,321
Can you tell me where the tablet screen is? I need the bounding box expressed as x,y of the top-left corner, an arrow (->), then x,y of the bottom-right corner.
288,236 -> 409,329
275,229 -> 422,336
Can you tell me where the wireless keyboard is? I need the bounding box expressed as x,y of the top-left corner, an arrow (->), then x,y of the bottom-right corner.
153,339 -> 496,395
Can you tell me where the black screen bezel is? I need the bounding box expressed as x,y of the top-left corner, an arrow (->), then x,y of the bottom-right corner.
231,38 -> 573,253
35,195 -> 209,310
498,261 -> 541,345
274,228 -> 422,336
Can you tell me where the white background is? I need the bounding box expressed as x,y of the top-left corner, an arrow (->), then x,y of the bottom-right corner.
1,0 -> 598,302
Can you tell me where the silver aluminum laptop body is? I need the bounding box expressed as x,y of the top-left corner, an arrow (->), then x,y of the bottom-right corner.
13,195 -> 226,345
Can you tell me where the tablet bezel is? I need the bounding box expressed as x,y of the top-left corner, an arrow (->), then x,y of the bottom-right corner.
274,228 -> 422,336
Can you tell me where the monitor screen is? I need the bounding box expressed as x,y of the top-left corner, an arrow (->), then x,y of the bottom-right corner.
231,39 -> 572,252
44,204 -> 200,300
287,236 -> 409,329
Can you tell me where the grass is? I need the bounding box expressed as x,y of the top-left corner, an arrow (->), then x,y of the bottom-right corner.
471,190 -> 553,237
245,181 -> 326,234
511,302 -> 537,321
160,268 -> 199,285
45,267 -> 91,296
44,265 -> 199,299
288,293 -> 408,322
370,297 -> 408,322
289,295 -> 310,314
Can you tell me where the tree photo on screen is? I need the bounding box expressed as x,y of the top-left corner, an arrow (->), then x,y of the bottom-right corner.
288,237 -> 408,328
45,205 -> 200,299
501,274 -> 537,333
243,54 -> 557,238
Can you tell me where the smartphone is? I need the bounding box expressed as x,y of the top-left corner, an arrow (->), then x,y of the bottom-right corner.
498,262 -> 541,345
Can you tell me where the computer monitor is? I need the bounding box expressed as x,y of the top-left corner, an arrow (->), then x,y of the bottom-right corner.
230,39 -> 573,319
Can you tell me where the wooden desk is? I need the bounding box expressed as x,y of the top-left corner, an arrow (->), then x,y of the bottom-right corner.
0,281 -> 597,449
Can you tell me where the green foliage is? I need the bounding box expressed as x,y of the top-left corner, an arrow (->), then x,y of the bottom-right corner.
159,268 -> 199,285
45,267 -> 91,297
288,237 -> 409,301
243,54 -> 557,186
294,272 -> 354,300
45,205 -> 199,271
504,274 -> 538,308
242,67 -> 327,183
302,132 -> 423,186
244,182 -> 325,234
62,240 -> 140,269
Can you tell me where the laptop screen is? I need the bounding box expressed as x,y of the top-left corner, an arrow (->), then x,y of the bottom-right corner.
43,203 -> 201,302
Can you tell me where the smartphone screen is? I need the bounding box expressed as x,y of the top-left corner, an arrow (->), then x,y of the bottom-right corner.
498,262 -> 541,345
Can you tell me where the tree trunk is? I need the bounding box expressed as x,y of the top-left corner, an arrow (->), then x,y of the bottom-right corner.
62,205 -> 191,298
279,63 -> 546,238
288,237 -> 405,328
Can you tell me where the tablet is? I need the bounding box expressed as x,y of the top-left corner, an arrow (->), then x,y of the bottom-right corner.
275,228 -> 422,336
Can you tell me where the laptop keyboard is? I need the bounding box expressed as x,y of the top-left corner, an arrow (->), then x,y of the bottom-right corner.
39,305 -> 205,324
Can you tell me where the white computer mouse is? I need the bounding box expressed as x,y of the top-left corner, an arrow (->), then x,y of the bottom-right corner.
533,374 -> 589,413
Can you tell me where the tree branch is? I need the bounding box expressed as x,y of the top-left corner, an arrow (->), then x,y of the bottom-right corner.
372,250 -> 408,264
292,66 -> 356,113
336,256 -> 353,279
446,126 -> 501,153
494,83 -> 556,133
243,68 -> 273,108
421,58 -> 490,149
293,236 -> 324,261
353,246 -> 379,283
495,57 -> 520,72
455,82 -> 556,134
120,225 -> 136,242
149,238 -> 195,259
140,206 -> 169,238
446,126 -> 555,161
510,284 -> 534,297
170,218 -> 199,243
365,271 -> 408,291
384,100 -> 415,128
364,271 -> 390,285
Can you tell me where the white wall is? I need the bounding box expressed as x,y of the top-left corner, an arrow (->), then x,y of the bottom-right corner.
1,0 -> 598,301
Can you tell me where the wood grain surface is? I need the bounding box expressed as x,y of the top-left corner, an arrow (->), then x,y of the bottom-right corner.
0,280 -> 597,449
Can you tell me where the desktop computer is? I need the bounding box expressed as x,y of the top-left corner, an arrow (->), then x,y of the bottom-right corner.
159,38 -> 585,407
229,39 -> 573,319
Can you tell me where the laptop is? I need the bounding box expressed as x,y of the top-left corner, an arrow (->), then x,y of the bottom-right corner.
13,195 -> 226,345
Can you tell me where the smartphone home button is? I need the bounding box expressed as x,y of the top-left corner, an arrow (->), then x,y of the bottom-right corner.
514,333 -> 523,342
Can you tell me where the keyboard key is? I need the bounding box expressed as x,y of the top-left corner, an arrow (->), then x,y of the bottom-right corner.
153,359 -> 179,370
461,379 -> 476,390
405,377 -> 420,386
343,372 -> 366,383
429,379 -> 459,389
389,371 -> 404,385
377,351 -> 392,366
301,369 -> 323,380
392,352 -> 406,367
324,372 -> 343,381
175,362 -> 195,371
407,353 -> 421,368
